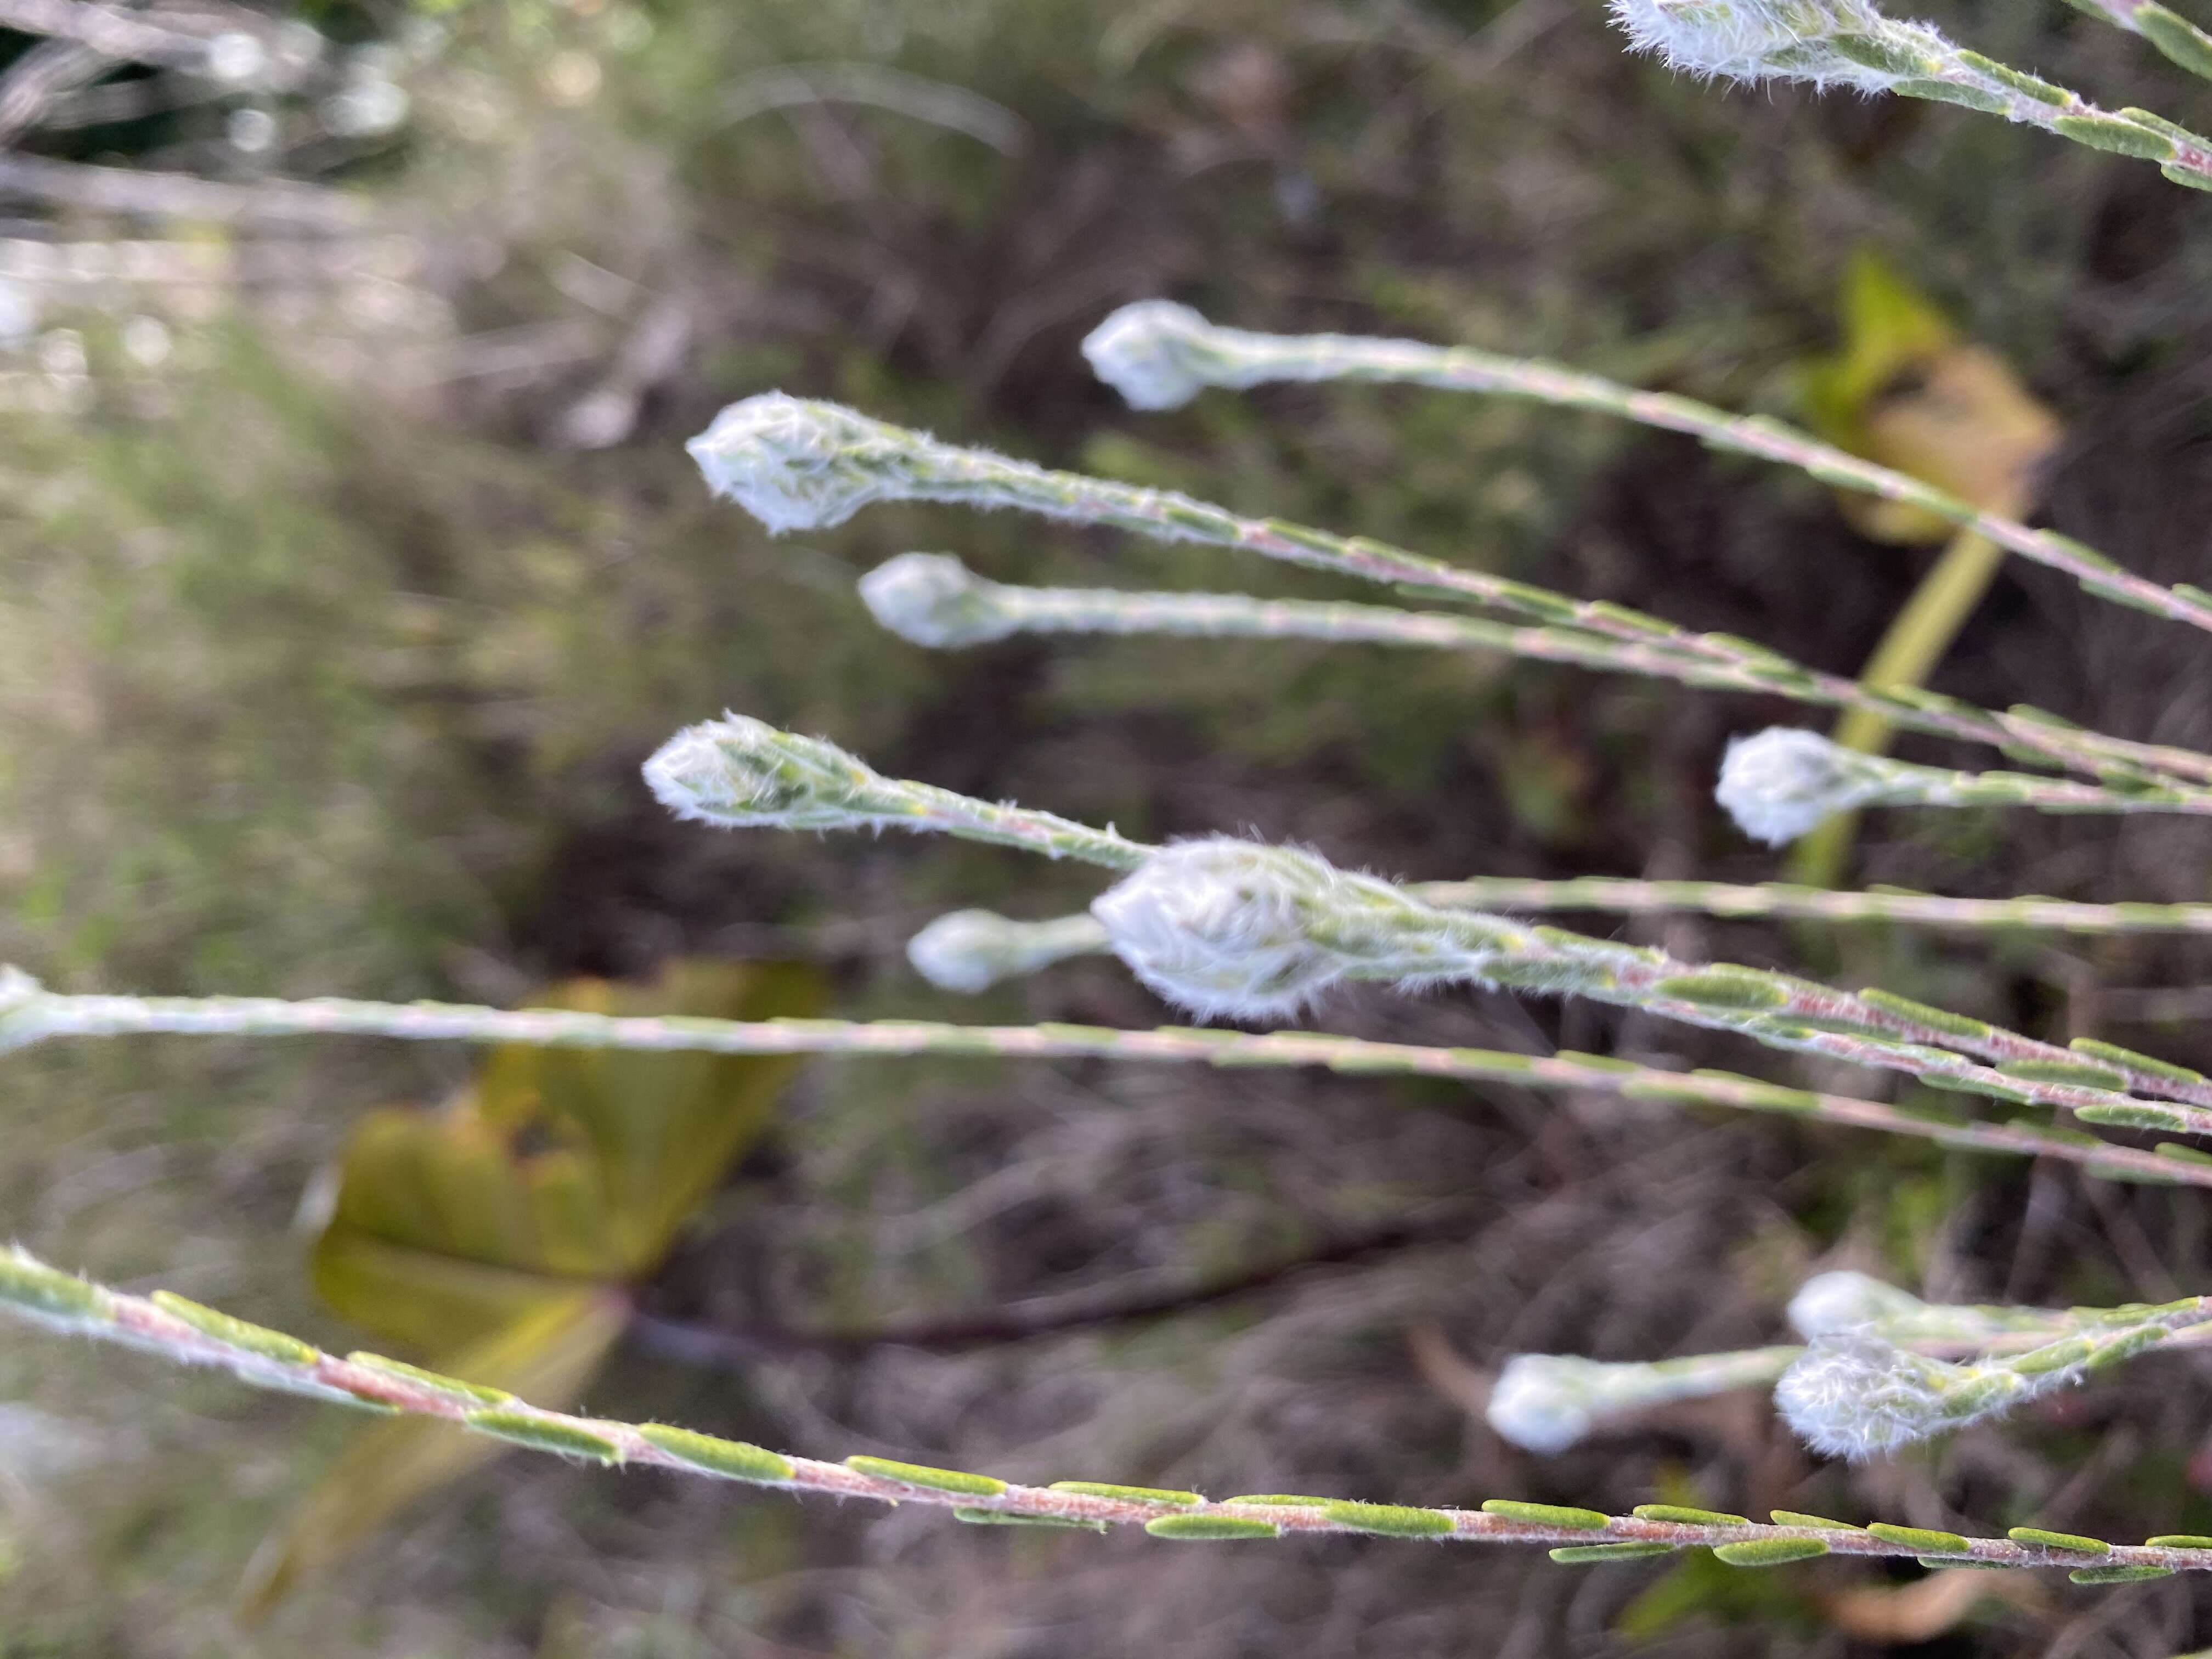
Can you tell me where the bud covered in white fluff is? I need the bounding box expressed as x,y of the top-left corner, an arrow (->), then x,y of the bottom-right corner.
1787,1270 -> 1928,1338
1714,727 -> 1888,846
1090,839 -> 1350,1022
1607,0 -> 1938,91
1485,1356 -> 1615,1454
0,965 -> 49,1053
906,910 -> 1107,994
859,554 -> 1019,648
686,393 -> 915,533
1081,301 -> 1219,411
1774,1333 -> 2021,1460
643,714 -> 891,832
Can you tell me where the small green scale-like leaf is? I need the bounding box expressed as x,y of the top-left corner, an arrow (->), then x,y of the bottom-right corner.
1324,1501 -> 1458,1537
2070,1564 -> 2172,1583
1894,77 -> 2010,112
636,1424 -> 792,1484
1552,1542 -> 1675,1562
2009,1527 -> 2107,1554
2010,1337 -> 2094,1375
1770,1511 -> 1860,1530
1995,1059 -> 2128,1090
2076,1102 -> 2196,1132
150,1291 -> 319,1366
2054,112 -> 2178,157
1633,1505 -> 1748,1526
1650,971 -> 1791,1011
461,1408 -> 623,1463
2072,1038 -> 2204,1087
1716,1538 -> 1829,1566
1867,1522 -> 1968,1554
345,1352 -> 515,1406
0,1252 -> 103,1321
1146,1514 -> 1282,1540
2147,1534 -> 2212,1548
844,1455 -> 1006,1496
1481,1499 -> 1610,1530
2083,1326 -> 2168,1369
1854,989 -> 1990,1040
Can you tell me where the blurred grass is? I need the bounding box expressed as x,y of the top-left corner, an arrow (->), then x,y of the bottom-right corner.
7,0 -> 2212,1652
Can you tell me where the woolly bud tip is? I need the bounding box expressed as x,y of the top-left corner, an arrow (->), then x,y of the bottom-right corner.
643,714 -> 894,832
1775,1334 -> 2018,1460
1082,301 -> 1219,411
1607,0 -> 1916,88
1485,1356 -> 1612,1453
0,965 -> 49,1053
859,554 -> 1019,648
1090,838 -> 1347,1022
1787,1271 -> 1928,1338
1714,727 -> 1886,847
686,393 -> 919,534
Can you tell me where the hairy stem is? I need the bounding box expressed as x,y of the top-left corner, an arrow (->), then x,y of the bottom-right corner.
5,973 -> 2207,1187
1,1250 -> 2201,1576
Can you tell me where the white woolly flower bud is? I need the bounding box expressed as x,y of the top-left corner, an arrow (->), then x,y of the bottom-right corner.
1775,1333 -> 2024,1459
643,714 -> 896,832
1607,0 -> 1939,91
1090,839 -> 1352,1022
686,393 -> 917,534
1488,1347 -> 1802,1453
1787,1270 -> 1928,1337
906,910 -> 1107,994
859,554 -> 1019,648
1486,1356 -> 1613,1454
0,965 -> 50,1053
1081,301 -> 1218,411
1714,727 -> 1891,846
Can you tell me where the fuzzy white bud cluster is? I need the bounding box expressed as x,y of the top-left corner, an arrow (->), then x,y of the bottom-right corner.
906,910 -> 1108,994
859,554 -> 1020,648
643,714 -> 899,832
1607,0 -> 1943,91
1090,839 -> 1352,1021
1091,838 -> 1551,1020
686,393 -> 922,534
1787,1270 -> 1929,1337
1714,727 -> 1894,845
1081,301 -> 1221,411
1775,1333 -> 2024,1459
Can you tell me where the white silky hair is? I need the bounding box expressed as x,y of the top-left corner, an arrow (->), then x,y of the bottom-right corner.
1715,727 -> 1883,845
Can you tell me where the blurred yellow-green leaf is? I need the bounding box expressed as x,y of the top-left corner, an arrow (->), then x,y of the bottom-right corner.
1798,250 -> 2059,543
254,957 -> 825,1613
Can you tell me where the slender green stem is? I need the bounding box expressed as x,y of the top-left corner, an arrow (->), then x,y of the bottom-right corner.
1079,304 -> 2212,646
1415,877 -> 2212,936
0,1250 -> 2199,1576
5,970 -> 2208,1187
861,556 -> 2212,803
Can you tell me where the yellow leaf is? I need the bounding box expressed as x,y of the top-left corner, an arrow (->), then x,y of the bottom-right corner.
238,1289 -> 628,1623
259,957 -> 826,1610
1798,250 -> 2059,543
